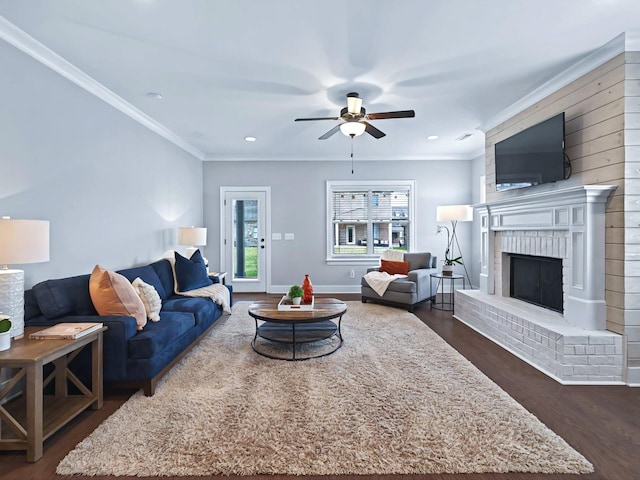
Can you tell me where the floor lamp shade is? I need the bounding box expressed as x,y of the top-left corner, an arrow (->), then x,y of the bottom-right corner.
177,227 -> 207,258
436,205 -> 473,222
0,218 -> 50,338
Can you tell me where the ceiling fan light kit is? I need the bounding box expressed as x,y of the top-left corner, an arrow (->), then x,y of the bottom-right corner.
340,121 -> 366,137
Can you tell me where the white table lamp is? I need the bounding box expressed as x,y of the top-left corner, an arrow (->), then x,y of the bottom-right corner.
0,218 -> 50,338
177,227 -> 207,258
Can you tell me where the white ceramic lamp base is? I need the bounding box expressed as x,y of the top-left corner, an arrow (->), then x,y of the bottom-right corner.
0,269 -> 25,338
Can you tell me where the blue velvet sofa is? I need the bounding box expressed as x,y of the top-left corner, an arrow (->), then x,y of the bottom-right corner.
24,258 -> 232,396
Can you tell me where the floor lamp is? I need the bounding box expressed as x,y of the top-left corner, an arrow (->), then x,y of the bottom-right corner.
0,218 -> 50,338
436,205 -> 473,287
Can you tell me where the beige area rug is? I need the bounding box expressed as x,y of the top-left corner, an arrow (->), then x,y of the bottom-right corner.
57,301 -> 593,476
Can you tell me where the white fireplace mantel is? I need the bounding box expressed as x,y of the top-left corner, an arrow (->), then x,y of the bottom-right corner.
475,185 -> 616,331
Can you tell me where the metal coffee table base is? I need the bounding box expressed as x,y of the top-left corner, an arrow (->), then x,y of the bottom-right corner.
252,319 -> 343,361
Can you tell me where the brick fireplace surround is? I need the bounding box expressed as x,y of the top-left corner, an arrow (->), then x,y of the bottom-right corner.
456,185 -> 625,384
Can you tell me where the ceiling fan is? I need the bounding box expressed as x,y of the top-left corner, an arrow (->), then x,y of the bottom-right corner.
294,92 -> 415,140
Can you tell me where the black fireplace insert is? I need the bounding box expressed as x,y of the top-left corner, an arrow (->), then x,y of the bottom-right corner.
510,254 -> 563,313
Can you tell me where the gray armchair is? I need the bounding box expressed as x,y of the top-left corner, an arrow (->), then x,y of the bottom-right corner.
361,252 -> 438,312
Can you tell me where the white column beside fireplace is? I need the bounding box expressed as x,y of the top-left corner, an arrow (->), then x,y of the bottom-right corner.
455,185 -> 624,385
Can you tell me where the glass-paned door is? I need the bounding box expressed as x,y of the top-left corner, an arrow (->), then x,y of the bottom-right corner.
221,188 -> 269,292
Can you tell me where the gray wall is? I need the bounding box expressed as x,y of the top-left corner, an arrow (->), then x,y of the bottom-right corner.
203,159 -> 475,292
0,41 -> 204,288
0,38 -> 483,293
469,153 -> 486,288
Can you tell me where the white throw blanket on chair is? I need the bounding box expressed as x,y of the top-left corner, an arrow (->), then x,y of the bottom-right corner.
382,249 -> 405,261
364,271 -> 408,297
178,283 -> 232,314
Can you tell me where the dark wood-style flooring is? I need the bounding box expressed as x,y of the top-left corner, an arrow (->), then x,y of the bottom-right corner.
2,293 -> 639,480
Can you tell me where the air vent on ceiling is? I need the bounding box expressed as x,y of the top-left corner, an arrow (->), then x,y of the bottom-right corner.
456,133 -> 473,141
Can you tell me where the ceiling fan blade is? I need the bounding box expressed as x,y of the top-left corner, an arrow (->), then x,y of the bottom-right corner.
364,122 -> 386,139
366,110 -> 415,120
319,124 -> 342,140
295,116 -> 340,121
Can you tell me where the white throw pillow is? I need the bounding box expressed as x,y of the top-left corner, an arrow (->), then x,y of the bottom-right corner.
132,277 -> 162,322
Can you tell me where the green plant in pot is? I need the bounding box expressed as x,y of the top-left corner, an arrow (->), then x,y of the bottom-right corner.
437,224 -> 463,276
0,316 -> 12,351
288,284 -> 303,305
442,251 -> 463,276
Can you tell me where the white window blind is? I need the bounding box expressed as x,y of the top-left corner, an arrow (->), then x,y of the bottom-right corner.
326,181 -> 414,263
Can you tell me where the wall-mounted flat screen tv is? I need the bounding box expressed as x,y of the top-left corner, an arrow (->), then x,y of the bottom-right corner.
494,112 -> 565,192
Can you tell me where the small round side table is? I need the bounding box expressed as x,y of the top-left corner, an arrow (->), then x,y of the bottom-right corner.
430,273 -> 466,313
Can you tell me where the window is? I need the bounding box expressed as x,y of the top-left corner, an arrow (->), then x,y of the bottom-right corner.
326,180 -> 415,264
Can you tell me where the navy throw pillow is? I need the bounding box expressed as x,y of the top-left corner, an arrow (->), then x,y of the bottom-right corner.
174,249 -> 213,292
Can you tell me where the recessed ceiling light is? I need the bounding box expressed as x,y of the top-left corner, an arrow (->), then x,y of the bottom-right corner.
426,135 -> 438,140
244,136 -> 256,142
145,92 -> 163,99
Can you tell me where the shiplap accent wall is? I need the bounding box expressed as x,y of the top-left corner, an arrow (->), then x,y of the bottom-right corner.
625,52 -> 640,372
485,53 -> 626,334
485,51 -> 640,379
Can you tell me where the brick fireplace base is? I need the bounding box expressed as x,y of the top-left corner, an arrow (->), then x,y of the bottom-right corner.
455,289 -> 624,384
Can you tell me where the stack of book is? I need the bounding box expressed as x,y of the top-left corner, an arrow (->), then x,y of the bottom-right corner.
28,322 -> 103,340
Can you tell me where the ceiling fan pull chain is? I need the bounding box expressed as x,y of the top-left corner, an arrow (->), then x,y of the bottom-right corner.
350,134 -> 355,174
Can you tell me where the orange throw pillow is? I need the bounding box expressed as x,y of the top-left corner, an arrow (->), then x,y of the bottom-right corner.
380,259 -> 410,275
89,265 -> 147,331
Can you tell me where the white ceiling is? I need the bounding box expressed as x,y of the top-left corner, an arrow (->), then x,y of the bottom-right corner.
1,0 -> 640,162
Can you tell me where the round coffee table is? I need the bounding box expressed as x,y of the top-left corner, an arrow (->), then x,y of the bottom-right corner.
248,298 -> 347,361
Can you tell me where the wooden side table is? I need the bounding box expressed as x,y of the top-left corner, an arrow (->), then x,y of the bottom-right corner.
0,326 -> 106,462
209,271 -> 227,285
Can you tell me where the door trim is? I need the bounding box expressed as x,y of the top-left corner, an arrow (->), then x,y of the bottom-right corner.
219,186 -> 272,293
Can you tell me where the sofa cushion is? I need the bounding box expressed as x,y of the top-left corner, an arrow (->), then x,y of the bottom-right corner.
162,296 -> 216,326
174,250 -> 212,292
404,252 -> 432,271
118,265 -> 167,300
380,259 -> 410,275
361,276 -> 416,293
128,311 -> 195,359
149,259 -> 176,299
132,277 -> 162,322
89,265 -> 147,331
32,274 -> 96,320
24,289 -> 42,321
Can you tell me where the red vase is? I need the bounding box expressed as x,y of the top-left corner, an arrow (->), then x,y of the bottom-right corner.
302,274 -> 313,304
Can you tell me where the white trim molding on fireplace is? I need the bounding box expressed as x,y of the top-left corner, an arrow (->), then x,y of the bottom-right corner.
478,185 -> 615,331
456,185 -> 625,385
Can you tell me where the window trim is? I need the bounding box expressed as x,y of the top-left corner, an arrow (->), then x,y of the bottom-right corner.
325,180 -> 416,265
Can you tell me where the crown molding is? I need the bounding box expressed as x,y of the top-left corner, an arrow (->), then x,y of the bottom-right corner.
0,16 -> 205,160
479,31 -> 639,132
202,152 -> 480,162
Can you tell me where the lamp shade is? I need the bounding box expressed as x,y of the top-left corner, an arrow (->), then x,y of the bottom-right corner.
346,92 -> 363,114
340,121 -> 366,137
0,218 -> 50,267
0,218 -> 50,339
177,227 -> 207,247
436,205 -> 473,222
